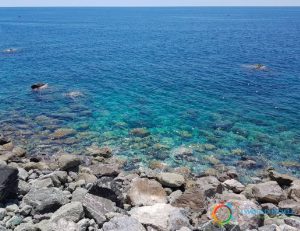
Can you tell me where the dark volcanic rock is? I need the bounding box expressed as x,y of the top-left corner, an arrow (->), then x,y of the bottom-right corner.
0,165 -> 18,202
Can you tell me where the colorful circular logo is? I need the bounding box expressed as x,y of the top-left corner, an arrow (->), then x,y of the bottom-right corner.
211,202 -> 234,226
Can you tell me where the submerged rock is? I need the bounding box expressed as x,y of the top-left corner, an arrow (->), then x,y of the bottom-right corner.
64,91 -> 84,99
130,128 -> 150,137
51,128 -> 76,139
2,48 -> 18,54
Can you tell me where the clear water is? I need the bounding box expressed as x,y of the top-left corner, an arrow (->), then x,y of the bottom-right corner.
0,7 -> 299,178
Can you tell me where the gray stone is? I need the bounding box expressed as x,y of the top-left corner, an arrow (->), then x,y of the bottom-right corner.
18,180 -> 30,195
82,193 -> 116,225
288,180 -> 300,202
129,203 -> 190,231
18,168 -> 29,181
284,217 -> 300,229
77,218 -> 90,231
157,173 -> 185,188
31,178 -> 54,189
58,154 -> 81,171
50,202 -> 84,223
15,223 -> 39,231
258,225 -> 280,231
90,164 -> 120,177
23,188 -> 69,214
71,187 -> 88,202
0,165 -> 18,201
172,188 -> 206,213
196,176 -> 223,197
127,178 -> 167,206
20,205 -> 32,216
252,181 -> 286,203
0,208 -> 6,220
223,179 -> 245,193
6,215 -> 23,229
102,215 -> 146,231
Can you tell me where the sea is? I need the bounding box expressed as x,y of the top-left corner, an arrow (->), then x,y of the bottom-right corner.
0,7 -> 299,181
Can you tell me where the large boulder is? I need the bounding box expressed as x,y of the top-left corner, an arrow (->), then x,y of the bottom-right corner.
82,193 -> 116,225
88,177 -> 124,207
195,176 -> 223,197
102,215 -> 146,231
90,163 -> 120,177
0,165 -> 18,201
50,202 -> 84,223
278,199 -> 300,215
157,173 -> 185,188
23,188 -> 69,214
268,170 -> 295,187
223,179 -> 245,193
172,188 -> 207,213
129,203 -> 190,231
127,178 -> 167,206
252,181 -> 286,203
288,180 -> 300,202
58,154 -> 81,171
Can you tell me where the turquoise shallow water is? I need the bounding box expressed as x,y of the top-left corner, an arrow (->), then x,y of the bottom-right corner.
0,7 -> 299,179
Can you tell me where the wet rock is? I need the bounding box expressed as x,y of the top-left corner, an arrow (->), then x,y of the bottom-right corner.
50,202 -> 84,223
90,163 -> 120,177
82,193 -> 116,225
130,128 -> 150,137
58,154 -> 81,171
0,136 -> 10,146
172,188 -> 206,213
127,178 -> 167,206
86,145 -> 112,158
52,128 -> 76,139
223,179 -> 245,193
129,203 -> 190,231
102,215 -> 146,231
23,188 -> 69,214
172,146 -> 193,158
31,83 -> 48,90
0,165 -> 18,202
157,172 -> 185,188
252,181 -> 286,203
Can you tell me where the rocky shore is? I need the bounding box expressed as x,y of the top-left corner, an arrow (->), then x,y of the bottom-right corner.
0,136 -> 300,231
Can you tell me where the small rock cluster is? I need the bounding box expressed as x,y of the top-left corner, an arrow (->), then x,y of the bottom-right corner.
0,136 -> 300,231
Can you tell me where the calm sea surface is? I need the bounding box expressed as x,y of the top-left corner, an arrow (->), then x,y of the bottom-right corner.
0,7 -> 299,180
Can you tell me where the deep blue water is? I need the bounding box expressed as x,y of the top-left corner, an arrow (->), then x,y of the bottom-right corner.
0,7 -> 299,179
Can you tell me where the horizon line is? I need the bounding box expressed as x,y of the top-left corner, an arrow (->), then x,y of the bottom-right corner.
1,5 -> 300,7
